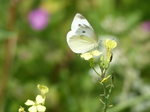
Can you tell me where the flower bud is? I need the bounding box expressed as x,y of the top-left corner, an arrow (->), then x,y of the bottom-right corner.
99,55 -> 104,69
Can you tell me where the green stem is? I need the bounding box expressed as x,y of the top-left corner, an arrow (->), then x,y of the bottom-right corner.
107,84 -> 113,99
100,68 -> 108,112
102,83 -> 108,112
92,66 -> 112,112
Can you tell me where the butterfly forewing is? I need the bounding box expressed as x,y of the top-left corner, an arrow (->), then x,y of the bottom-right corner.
75,26 -> 98,41
67,13 -> 99,53
71,13 -> 94,31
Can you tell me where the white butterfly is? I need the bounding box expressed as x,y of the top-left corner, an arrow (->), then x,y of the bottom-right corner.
67,13 -> 99,53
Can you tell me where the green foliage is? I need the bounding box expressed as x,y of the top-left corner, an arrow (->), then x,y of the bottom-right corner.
0,0 -> 150,112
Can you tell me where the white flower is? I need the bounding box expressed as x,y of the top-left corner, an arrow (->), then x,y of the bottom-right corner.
18,106 -> 25,112
37,84 -> 49,95
80,50 -> 102,60
25,95 -> 46,112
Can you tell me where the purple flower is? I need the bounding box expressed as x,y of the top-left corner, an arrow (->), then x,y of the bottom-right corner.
28,9 -> 49,30
141,21 -> 150,32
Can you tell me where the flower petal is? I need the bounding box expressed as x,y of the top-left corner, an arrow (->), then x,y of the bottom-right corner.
37,84 -> 49,95
81,52 -> 93,60
25,100 -> 35,105
37,105 -> 46,112
104,39 -> 117,50
36,95 -> 45,104
81,50 -> 102,60
18,107 -> 25,112
91,50 -> 102,56
28,106 -> 37,112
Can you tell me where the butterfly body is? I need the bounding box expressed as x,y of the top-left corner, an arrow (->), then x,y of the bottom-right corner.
67,13 -> 99,53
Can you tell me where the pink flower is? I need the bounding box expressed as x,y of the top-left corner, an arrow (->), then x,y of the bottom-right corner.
28,9 -> 49,30
141,21 -> 150,32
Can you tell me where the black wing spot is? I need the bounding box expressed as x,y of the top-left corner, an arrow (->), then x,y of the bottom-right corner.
82,31 -> 85,33
78,24 -> 81,26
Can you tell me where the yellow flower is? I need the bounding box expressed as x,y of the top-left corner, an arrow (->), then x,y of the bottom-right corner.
18,107 -> 25,112
104,39 -> 117,62
25,95 -> 46,112
80,50 -> 102,60
37,84 -> 49,95
104,39 -> 117,51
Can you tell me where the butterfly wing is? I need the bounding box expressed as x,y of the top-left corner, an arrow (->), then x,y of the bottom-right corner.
67,33 -> 98,53
71,13 -> 93,30
70,13 -> 97,40
67,13 -> 98,53
67,27 -> 98,53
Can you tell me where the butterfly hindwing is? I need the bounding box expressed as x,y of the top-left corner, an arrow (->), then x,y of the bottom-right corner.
68,34 -> 98,53
67,13 -> 98,53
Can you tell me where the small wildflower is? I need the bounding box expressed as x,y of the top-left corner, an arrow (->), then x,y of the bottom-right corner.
100,75 -> 111,84
141,21 -> 150,32
28,8 -> 49,30
37,84 -> 49,95
80,50 -> 102,60
25,95 -> 46,112
104,39 -> 117,63
104,39 -> 117,51
18,106 -> 25,112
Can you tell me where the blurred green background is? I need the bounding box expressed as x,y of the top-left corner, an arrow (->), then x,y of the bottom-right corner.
0,0 -> 150,112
